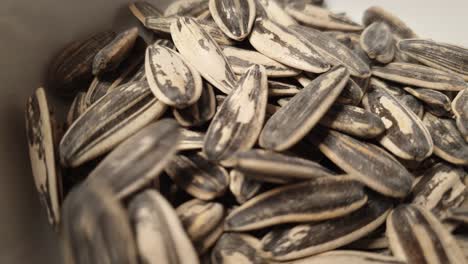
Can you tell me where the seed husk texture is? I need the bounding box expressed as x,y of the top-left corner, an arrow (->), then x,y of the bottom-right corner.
164,0 -> 209,17
229,169 -> 263,204
211,233 -> 268,264
209,0 -> 256,41
256,0 -> 297,27
452,88 -> 468,142
360,22 -> 395,64
259,65 -> 349,151
173,82 -> 216,127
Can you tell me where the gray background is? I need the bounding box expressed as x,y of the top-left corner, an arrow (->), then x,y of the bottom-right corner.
0,0 -> 466,263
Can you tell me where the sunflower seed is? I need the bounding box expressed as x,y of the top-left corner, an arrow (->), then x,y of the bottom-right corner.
145,44 -> 203,108
386,205 -> 466,264
128,1 -> 163,24
404,86 -> 452,117
176,199 -> 224,241
346,233 -> 389,250
259,65 -> 349,151
231,149 -> 336,183
67,92 -> 87,127
262,193 -> 392,261
47,31 -> 116,96
362,78 -> 434,161
225,176 -> 367,231
128,190 -> 199,264
229,170 -> 263,204
84,119 -> 179,198
174,82 -> 216,127
204,65 -> 268,162
171,17 -> 237,94
360,22 -> 395,64
398,38 -> 468,80
59,81 -> 167,167
311,128 -> 414,198
164,0 -> 209,17
412,162 -> 466,220
372,62 -> 468,91
221,46 -> 301,77
267,80 -> 301,96
249,18 -> 330,73
289,25 -> 370,78
62,182 -> 137,264
165,152 -> 230,200
93,27 -> 139,76
25,87 -> 62,228
452,88 -> 468,142
286,2 -> 362,31
178,129 -> 205,151
144,16 -> 235,46
279,250 -> 404,264
256,0 -> 297,27
385,86 -> 425,119
211,233 -> 268,264
422,112 -> 468,165
319,104 -> 386,139
209,0 -> 256,41
363,6 -> 418,39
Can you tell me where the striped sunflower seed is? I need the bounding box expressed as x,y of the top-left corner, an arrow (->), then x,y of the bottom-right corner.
165,0 -> 209,17
403,86 -> 452,117
286,2 -> 363,31
178,128 -> 205,151
360,22 -> 395,64
230,149 -> 336,184
173,82 -> 216,127
256,0 -> 297,27
259,65 -> 349,151
85,119 -> 180,199
363,6 -> 418,39
176,199 -> 225,253
311,128 -> 414,198
225,176 -> 367,231
372,62 -> 468,91
209,0 -> 256,41
145,43 -> 203,108
318,104 -> 386,139
165,152 -> 230,200
67,92 -> 87,127
25,87 -> 63,228
330,31 -> 374,66
221,46 -> 301,77
383,85 -> 425,119
93,27 -> 139,76
171,17 -> 237,94
362,78 -> 434,161
229,170 -> 263,204
386,204 -> 466,264
279,250 -> 404,264
47,31 -> 116,96
211,233 -> 268,264
203,65 -> 268,162
59,81 -> 167,167
422,112 -> 468,165
62,182 -> 137,264
128,1 -> 163,24
452,88 -> 468,142
398,38 -> 468,80
412,162 -> 466,220
289,25 -> 370,78
249,18 -> 330,73
267,80 -> 301,97
261,193 -> 392,261
144,16 -> 235,46
128,190 -> 199,264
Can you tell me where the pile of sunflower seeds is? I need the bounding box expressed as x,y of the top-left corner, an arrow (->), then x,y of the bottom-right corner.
25,0 -> 468,263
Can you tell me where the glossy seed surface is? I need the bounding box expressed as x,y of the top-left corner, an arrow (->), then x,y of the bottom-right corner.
209,0 -> 256,41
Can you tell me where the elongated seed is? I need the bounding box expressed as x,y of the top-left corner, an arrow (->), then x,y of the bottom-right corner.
311,128 -> 414,198
360,22 -> 395,63
164,0 -> 209,17
225,176 -> 367,231
209,0 -> 256,41
211,233 -> 268,264
259,66 -> 349,151
363,6 -> 418,39
268,80 -> 301,97
362,78 -> 434,161
178,129 -> 205,151
67,92 -> 87,127
173,82 -> 216,127
229,170 -> 263,204
171,17 -> 237,94
372,62 -> 468,91
262,193 -> 392,261
256,0 -> 297,27
452,88 -> 468,142
249,18 -> 330,73
404,86 -> 452,117
204,65 -> 268,162
387,205 -> 466,264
